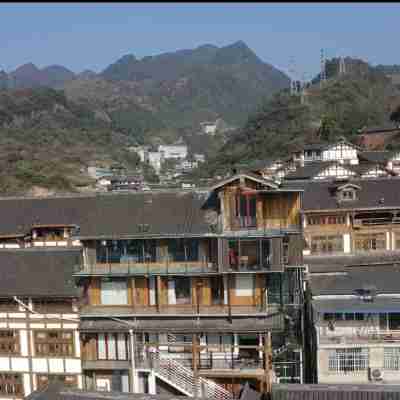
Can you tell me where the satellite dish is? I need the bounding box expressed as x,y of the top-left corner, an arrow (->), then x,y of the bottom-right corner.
204,210 -> 218,226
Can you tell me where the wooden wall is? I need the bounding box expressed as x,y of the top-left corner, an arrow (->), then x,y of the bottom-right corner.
262,193 -> 300,229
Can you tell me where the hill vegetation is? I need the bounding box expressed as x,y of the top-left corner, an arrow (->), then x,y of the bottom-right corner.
192,58 -> 400,178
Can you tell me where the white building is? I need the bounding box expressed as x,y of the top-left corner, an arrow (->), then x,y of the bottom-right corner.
308,263 -> 400,384
158,145 -> 188,160
0,249 -> 82,398
148,152 -> 163,173
200,122 -> 217,135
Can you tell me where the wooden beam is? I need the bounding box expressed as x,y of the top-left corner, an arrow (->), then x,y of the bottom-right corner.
264,331 -> 272,394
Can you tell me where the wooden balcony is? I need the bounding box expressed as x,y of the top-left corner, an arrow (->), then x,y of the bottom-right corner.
74,260 -> 218,276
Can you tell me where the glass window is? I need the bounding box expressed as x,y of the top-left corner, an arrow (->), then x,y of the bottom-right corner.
384,348 -> 400,370
97,333 -> 128,361
174,277 -> 191,305
354,233 -> 386,252
37,375 -> 77,390
328,348 -> 369,373
101,279 -> 128,305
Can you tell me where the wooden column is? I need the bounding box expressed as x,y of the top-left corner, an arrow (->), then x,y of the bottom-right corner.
263,331 -> 272,394
156,276 -> 162,313
227,274 -> 232,322
192,333 -> 199,397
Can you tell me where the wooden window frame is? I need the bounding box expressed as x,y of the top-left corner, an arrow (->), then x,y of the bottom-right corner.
0,373 -> 23,396
34,330 -> 74,357
354,232 -> 386,252
0,330 -> 19,355
36,374 -> 77,390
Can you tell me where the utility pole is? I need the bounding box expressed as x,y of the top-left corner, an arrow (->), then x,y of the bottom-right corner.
339,56 -> 346,75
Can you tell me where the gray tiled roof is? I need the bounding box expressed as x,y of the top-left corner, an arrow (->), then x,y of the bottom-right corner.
0,191 -> 211,239
0,248 -> 80,298
309,264 -> 400,296
300,178 -> 400,211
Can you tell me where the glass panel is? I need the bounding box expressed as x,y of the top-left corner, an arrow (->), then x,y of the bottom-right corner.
101,280 -> 128,305
107,334 -> 117,360
97,334 -> 106,360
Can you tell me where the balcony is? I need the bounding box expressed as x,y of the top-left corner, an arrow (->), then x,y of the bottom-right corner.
319,326 -> 400,345
74,259 -> 218,276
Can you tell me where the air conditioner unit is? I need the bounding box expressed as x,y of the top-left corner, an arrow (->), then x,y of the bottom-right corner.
369,368 -> 384,382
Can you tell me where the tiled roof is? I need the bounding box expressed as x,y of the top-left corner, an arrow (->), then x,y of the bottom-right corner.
358,151 -> 391,164
0,191 -> 212,239
284,162 -> 337,180
0,248 -> 80,298
309,264 -> 400,296
300,178 -> 400,211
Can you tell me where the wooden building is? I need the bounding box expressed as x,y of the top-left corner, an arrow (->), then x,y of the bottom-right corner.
0,249 -> 82,399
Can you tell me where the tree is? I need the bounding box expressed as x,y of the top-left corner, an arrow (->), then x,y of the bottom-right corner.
390,106 -> 400,125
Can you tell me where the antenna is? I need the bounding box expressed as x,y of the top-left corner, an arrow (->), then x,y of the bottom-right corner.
289,56 -> 298,96
339,55 -> 346,75
320,48 -> 326,87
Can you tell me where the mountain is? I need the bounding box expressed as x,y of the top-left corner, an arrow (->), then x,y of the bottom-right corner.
5,63 -> 76,89
194,58 -> 400,177
0,87 -> 139,195
65,41 -> 289,145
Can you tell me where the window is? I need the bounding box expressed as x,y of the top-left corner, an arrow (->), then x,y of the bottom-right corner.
384,348 -> 400,370
37,375 -> 77,390
34,330 -> 74,357
206,334 -> 232,352
97,333 -> 129,360
0,374 -> 23,396
311,235 -> 343,253
282,236 -> 289,265
235,194 -> 256,228
101,279 -> 128,305
235,275 -> 254,297
0,330 -> 19,355
168,239 -> 199,262
340,189 -> 356,201
174,277 -> 191,305
344,313 -> 365,321
324,313 -> 344,321
354,233 -> 386,252
308,215 -> 346,225
328,348 -> 369,373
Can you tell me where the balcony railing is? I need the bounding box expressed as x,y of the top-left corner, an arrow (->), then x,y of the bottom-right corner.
319,326 -> 400,345
74,259 -> 218,276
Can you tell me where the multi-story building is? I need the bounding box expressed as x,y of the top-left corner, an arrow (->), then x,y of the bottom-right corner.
298,177 -> 400,257
0,248 -> 82,399
0,172 -> 306,398
159,145 -> 188,160
69,172 -> 305,397
293,176 -> 400,384
306,261 -> 400,384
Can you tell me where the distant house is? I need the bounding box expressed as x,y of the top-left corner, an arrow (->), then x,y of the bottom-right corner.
200,121 -> 218,135
290,138 -> 359,167
158,144 -> 188,160
194,153 -> 205,163
148,152 -> 163,173
356,125 -> 400,150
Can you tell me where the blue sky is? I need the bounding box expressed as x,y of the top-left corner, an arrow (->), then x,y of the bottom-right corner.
1,3 -> 399,78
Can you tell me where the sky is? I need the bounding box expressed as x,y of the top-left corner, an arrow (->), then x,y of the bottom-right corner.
1,3 -> 400,79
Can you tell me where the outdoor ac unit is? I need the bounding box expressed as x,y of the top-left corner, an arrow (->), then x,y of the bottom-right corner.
369,368 -> 384,382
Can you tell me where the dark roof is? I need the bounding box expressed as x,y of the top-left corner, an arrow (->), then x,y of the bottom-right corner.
79,314 -> 284,333
305,251 -> 400,273
0,248 -> 80,298
0,191 -> 211,239
309,264 -> 400,296
272,383 -> 400,400
284,162 -> 337,181
359,125 -> 400,134
26,384 -> 190,400
301,177 -> 400,211
313,297 -> 400,313
358,151 -> 391,164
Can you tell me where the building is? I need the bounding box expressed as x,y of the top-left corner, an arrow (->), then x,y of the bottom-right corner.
296,178 -> 400,257
290,139 -> 359,168
148,153 -> 164,174
356,126 -> 400,150
69,172 -> 305,396
158,145 -> 188,160
306,262 -> 400,384
200,122 -> 218,136
0,249 -> 82,398
272,383 -> 400,400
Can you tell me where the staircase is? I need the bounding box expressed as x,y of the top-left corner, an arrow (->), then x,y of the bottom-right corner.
152,352 -> 233,400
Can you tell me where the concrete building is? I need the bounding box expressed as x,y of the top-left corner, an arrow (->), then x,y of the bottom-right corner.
158,145 -> 188,160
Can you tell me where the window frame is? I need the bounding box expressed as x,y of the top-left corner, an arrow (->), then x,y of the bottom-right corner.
0,373 -> 24,396
34,330 -> 74,357
328,348 -> 369,373
0,330 -> 20,355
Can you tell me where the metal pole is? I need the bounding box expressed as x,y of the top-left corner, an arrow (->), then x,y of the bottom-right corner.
129,329 -> 137,393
